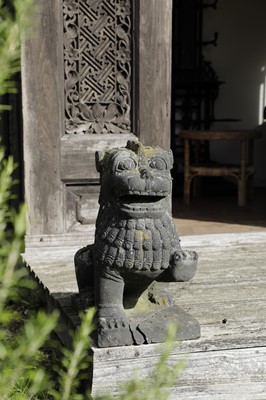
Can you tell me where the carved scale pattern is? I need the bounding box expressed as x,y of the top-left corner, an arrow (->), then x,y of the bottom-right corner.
94,214 -> 180,272
63,0 -> 132,134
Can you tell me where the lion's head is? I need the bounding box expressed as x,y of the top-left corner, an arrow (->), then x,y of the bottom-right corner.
96,140 -> 173,218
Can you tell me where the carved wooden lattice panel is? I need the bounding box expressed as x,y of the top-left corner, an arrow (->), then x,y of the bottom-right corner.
66,185 -> 100,232
63,0 -> 132,134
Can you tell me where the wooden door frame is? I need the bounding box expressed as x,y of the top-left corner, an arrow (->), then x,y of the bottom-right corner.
21,0 -> 172,246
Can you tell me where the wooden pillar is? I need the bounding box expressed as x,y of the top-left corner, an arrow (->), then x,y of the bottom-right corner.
21,0 -> 65,236
137,0 -> 172,150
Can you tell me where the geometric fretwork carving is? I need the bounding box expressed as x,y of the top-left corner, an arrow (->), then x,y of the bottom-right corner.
63,0 -> 132,134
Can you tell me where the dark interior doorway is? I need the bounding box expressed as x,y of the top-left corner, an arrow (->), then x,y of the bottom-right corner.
171,0 -> 266,202
170,0 -> 260,201
171,0 -> 223,198
0,76 -> 24,209
0,0 -> 24,209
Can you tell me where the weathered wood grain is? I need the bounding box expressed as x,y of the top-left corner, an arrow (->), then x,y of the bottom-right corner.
21,1 -> 139,244
137,0 -> 172,149
24,232 -> 94,249
91,347 -> 266,399
60,133 -> 136,182
24,232 -> 266,398
21,0 -> 65,236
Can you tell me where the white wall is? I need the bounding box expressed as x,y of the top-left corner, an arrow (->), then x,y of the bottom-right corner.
203,0 -> 266,186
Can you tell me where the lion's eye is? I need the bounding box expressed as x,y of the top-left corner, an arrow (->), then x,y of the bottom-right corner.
149,157 -> 167,170
117,158 -> 136,171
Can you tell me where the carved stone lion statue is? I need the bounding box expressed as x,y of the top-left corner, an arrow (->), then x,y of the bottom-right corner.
75,140 -> 200,347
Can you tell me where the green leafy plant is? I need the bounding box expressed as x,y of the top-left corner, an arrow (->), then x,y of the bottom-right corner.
0,0 -> 34,109
50,308 -> 95,400
0,2 -> 58,397
0,146 -> 58,399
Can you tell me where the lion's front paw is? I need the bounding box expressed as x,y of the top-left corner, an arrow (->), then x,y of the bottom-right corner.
98,317 -> 128,330
170,250 -> 198,282
97,310 -> 132,347
98,304 -> 128,329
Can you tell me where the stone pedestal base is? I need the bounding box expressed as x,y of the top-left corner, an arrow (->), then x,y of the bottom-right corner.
98,305 -> 200,347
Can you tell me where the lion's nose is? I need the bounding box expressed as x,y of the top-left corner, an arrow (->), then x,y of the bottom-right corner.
140,167 -> 152,180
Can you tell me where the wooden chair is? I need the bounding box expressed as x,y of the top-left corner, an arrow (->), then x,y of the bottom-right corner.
179,130 -> 262,206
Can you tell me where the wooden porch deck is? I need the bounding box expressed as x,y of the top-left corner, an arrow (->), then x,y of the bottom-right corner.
24,231 -> 266,399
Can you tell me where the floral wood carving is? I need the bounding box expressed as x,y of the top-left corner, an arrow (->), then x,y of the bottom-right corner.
63,0 -> 132,134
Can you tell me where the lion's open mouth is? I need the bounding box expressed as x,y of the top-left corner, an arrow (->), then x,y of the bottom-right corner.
119,194 -> 165,204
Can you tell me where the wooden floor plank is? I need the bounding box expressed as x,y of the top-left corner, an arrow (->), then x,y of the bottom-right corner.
23,232 -> 266,398
91,346 -> 266,399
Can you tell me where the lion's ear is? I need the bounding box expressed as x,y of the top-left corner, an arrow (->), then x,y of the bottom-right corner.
168,149 -> 174,168
95,151 -> 105,173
